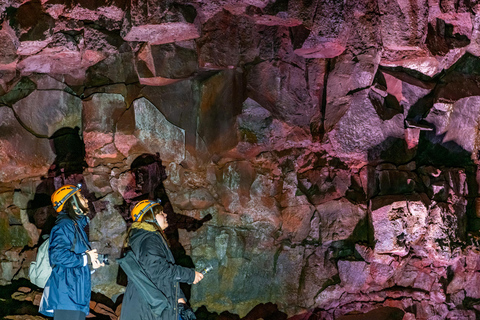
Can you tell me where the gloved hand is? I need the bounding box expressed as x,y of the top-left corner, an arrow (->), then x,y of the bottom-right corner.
178,303 -> 196,320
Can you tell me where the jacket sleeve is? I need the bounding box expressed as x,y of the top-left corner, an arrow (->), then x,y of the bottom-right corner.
49,222 -> 86,268
137,234 -> 195,286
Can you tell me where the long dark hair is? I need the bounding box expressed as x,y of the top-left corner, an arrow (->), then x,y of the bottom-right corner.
63,194 -> 88,220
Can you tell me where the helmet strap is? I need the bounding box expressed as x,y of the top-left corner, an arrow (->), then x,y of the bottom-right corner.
144,208 -> 160,226
72,195 -> 85,216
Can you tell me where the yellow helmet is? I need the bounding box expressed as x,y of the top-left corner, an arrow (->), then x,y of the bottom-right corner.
51,184 -> 82,212
131,199 -> 161,222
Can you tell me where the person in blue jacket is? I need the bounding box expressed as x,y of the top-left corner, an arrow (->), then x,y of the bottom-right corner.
39,184 -> 103,320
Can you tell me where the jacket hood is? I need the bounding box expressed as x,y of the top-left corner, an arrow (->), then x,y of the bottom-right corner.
131,221 -> 158,233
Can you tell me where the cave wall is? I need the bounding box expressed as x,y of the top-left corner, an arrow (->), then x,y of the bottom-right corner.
2,0 -> 480,319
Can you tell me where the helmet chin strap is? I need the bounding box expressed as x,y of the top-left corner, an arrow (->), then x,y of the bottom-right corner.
72,196 -> 85,216
144,209 -> 161,227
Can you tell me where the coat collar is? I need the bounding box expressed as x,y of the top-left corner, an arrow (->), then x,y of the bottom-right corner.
131,221 -> 158,232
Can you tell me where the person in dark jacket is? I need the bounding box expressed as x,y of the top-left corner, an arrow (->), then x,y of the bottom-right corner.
39,184 -> 103,320
120,200 -> 203,320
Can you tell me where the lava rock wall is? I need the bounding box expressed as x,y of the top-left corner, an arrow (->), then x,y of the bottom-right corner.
2,0 -> 480,319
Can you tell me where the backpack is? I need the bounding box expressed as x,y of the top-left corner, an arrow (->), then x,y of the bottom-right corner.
29,235 -> 52,288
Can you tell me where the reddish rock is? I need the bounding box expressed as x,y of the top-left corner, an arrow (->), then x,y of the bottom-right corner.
426,13 -> 472,56
315,199 -> 366,243
0,107 -> 55,182
196,10 -> 259,68
338,260 -> 369,293
327,90 -> 405,162
135,41 -> 198,80
0,22 -> 19,65
121,1 -> 199,44
413,271 -> 435,291
377,0 -> 429,48
294,37 -> 345,59
441,96 -> 480,154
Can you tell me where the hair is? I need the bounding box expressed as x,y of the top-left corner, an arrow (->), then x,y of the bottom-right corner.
63,193 -> 88,220
124,203 -> 166,248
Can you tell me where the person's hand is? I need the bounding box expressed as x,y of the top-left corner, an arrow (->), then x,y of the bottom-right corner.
193,271 -> 204,284
86,249 -> 105,269
178,301 -> 196,320
86,249 -> 98,261
178,298 -> 186,304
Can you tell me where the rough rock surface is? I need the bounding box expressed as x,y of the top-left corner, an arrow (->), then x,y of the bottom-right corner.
2,0 -> 480,319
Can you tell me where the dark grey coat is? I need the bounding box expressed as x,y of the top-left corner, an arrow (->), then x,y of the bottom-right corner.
120,223 -> 195,320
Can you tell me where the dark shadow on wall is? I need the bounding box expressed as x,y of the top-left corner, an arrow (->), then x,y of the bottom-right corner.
365,126 -> 477,246
48,127 -> 87,177
116,153 -> 212,300
27,126 -> 93,242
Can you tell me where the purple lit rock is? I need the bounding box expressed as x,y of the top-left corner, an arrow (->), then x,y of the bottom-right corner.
370,194 -> 429,256
338,260 -> 369,292
0,22 -> 18,65
247,60 -> 316,127
197,10 -> 258,68
294,37 -> 345,59
316,199 -> 366,243
326,90 -> 404,162
442,96 -> 480,153
377,0 -> 429,48
426,12 -> 472,56
121,1 -> 199,44
135,41 -> 198,80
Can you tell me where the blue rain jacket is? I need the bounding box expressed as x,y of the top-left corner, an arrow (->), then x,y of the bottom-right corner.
39,213 -> 91,317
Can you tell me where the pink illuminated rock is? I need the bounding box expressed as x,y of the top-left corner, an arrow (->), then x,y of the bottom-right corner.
298,246 -> 340,307
0,107 -> 54,182
197,10 -> 258,68
326,90 -> 405,162
294,37 -> 345,59
122,22 -> 200,44
426,12 -> 473,56
327,50 -> 381,103
442,96 -> 480,153
0,22 -> 18,65
370,194 -> 429,256
280,204 -> 316,243
338,260 -> 369,292
121,1 -> 199,44
381,54 -> 440,78
17,50 -> 107,84
135,41 -> 198,80
252,14 -> 302,27
172,188 -> 215,210
377,0 -> 428,48
247,60 -> 316,127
